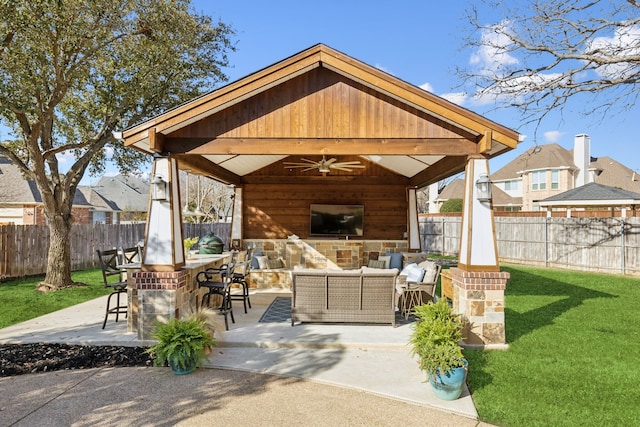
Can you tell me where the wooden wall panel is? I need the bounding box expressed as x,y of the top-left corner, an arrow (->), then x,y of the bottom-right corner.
172,67 -> 475,141
242,179 -> 408,240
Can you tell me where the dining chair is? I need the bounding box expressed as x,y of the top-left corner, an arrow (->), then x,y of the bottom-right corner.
229,249 -> 252,313
96,248 -> 128,329
196,261 -> 236,330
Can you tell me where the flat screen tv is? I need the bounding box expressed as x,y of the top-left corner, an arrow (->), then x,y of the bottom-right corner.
310,204 -> 364,237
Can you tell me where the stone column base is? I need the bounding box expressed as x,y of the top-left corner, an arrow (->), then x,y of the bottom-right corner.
131,270 -> 188,341
448,267 -> 510,348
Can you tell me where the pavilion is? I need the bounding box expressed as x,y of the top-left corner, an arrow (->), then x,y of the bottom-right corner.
122,44 -> 519,346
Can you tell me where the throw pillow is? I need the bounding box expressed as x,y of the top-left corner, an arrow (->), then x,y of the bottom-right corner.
255,255 -> 269,269
386,252 -> 403,270
399,262 -> 425,283
251,251 -> 263,269
378,255 -> 391,269
419,261 -> 438,283
367,259 -> 386,269
268,258 -> 285,269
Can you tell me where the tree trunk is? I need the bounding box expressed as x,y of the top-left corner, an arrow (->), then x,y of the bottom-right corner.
36,215 -> 76,292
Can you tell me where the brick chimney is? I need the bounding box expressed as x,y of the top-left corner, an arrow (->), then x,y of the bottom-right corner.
573,134 -> 591,187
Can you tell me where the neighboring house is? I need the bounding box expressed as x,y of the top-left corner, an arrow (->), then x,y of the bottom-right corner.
0,156 -> 147,225
538,182 -> 640,216
438,134 -> 640,213
434,178 -> 522,212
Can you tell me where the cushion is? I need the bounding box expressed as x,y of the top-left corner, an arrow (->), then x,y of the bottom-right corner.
267,257 -> 285,269
251,251 -> 263,269
386,252 -> 403,270
377,255 -> 391,269
368,259 -> 387,269
399,262 -> 425,283
255,255 -> 269,270
419,260 -> 438,283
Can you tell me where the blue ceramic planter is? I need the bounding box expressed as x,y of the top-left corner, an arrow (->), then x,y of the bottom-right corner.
169,357 -> 197,375
429,360 -> 468,400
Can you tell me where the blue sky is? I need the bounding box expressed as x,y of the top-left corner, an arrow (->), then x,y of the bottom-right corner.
4,1 -> 639,184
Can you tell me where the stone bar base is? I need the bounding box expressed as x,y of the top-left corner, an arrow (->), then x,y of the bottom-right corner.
448,267 -> 510,348
131,270 -> 189,341
128,255 -> 229,341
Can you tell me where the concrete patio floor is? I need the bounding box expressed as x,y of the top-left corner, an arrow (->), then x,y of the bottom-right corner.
0,288 -> 480,421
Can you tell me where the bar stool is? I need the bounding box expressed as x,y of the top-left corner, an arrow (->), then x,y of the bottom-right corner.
96,248 -> 128,329
196,262 -> 235,330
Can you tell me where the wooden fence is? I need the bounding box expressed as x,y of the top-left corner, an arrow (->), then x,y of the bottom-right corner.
3,216 -> 639,279
0,222 -> 231,280
420,216 -> 640,275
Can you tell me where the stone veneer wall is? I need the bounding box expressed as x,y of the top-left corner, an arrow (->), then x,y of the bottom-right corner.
128,256 -> 227,341
447,267 -> 510,348
244,239 -> 408,288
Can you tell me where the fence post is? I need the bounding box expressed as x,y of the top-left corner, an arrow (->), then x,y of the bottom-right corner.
621,220 -> 626,274
441,217 -> 445,255
544,217 -> 548,267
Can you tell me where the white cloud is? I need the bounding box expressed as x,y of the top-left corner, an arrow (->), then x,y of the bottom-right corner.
587,24 -> 640,80
544,130 -> 564,143
440,92 -> 467,106
469,21 -> 519,75
419,82 -> 434,92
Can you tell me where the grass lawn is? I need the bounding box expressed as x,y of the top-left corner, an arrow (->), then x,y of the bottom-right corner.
467,264 -> 640,427
0,269 -> 109,329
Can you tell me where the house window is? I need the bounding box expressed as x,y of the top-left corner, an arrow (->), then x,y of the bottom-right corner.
531,171 -> 546,190
551,169 -> 559,190
504,180 -> 519,191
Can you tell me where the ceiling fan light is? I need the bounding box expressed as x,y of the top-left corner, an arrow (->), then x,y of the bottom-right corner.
318,166 -> 331,173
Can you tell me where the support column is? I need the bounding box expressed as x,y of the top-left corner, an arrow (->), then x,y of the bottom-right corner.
448,268 -> 509,349
455,154 -> 509,348
132,270 -> 189,341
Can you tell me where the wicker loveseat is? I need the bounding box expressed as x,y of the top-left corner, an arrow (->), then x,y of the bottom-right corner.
291,267 -> 398,326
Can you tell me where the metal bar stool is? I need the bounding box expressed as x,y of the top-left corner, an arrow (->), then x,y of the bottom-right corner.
196,262 -> 235,330
96,248 -> 128,329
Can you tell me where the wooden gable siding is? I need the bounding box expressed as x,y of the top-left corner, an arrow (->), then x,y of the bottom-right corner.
243,179 -> 408,240
171,67 -> 474,142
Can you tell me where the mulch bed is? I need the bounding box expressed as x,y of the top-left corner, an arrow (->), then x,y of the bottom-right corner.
0,343 -> 153,377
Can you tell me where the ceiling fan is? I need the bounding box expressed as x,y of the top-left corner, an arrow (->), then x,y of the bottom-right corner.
283,156 -> 365,174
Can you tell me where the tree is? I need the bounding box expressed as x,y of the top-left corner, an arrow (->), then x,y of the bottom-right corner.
181,172 -> 233,224
0,1 -> 235,291
440,199 -> 463,213
459,0 -> 639,127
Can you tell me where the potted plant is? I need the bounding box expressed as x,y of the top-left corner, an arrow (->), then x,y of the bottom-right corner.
183,237 -> 199,259
409,299 -> 468,400
146,310 -> 216,375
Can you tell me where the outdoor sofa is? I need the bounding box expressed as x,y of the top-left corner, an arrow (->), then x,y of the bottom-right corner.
291,267 -> 398,326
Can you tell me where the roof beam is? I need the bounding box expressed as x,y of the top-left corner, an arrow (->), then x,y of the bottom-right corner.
173,154 -> 242,185
172,137 -> 477,156
409,156 -> 467,188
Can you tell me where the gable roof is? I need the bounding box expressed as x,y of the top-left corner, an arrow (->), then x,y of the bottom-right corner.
123,44 -> 519,188
491,144 -> 575,181
0,156 -> 41,204
539,182 -> 640,206
590,156 -> 640,194
90,175 -> 150,212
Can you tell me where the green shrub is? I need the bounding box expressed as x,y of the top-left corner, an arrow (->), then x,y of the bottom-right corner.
439,198 -> 463,212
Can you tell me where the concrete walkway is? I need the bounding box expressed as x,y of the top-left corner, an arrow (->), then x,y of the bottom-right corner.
0,289 -> 491,426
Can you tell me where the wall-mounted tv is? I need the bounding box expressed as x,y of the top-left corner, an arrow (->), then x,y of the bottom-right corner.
310,204 -> 364,237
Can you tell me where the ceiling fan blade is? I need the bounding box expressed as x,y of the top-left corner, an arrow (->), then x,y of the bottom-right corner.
330,166 -> 356,171
325,158 -> 337,165
302,166 -> 319,172
332,162 -> 365,168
